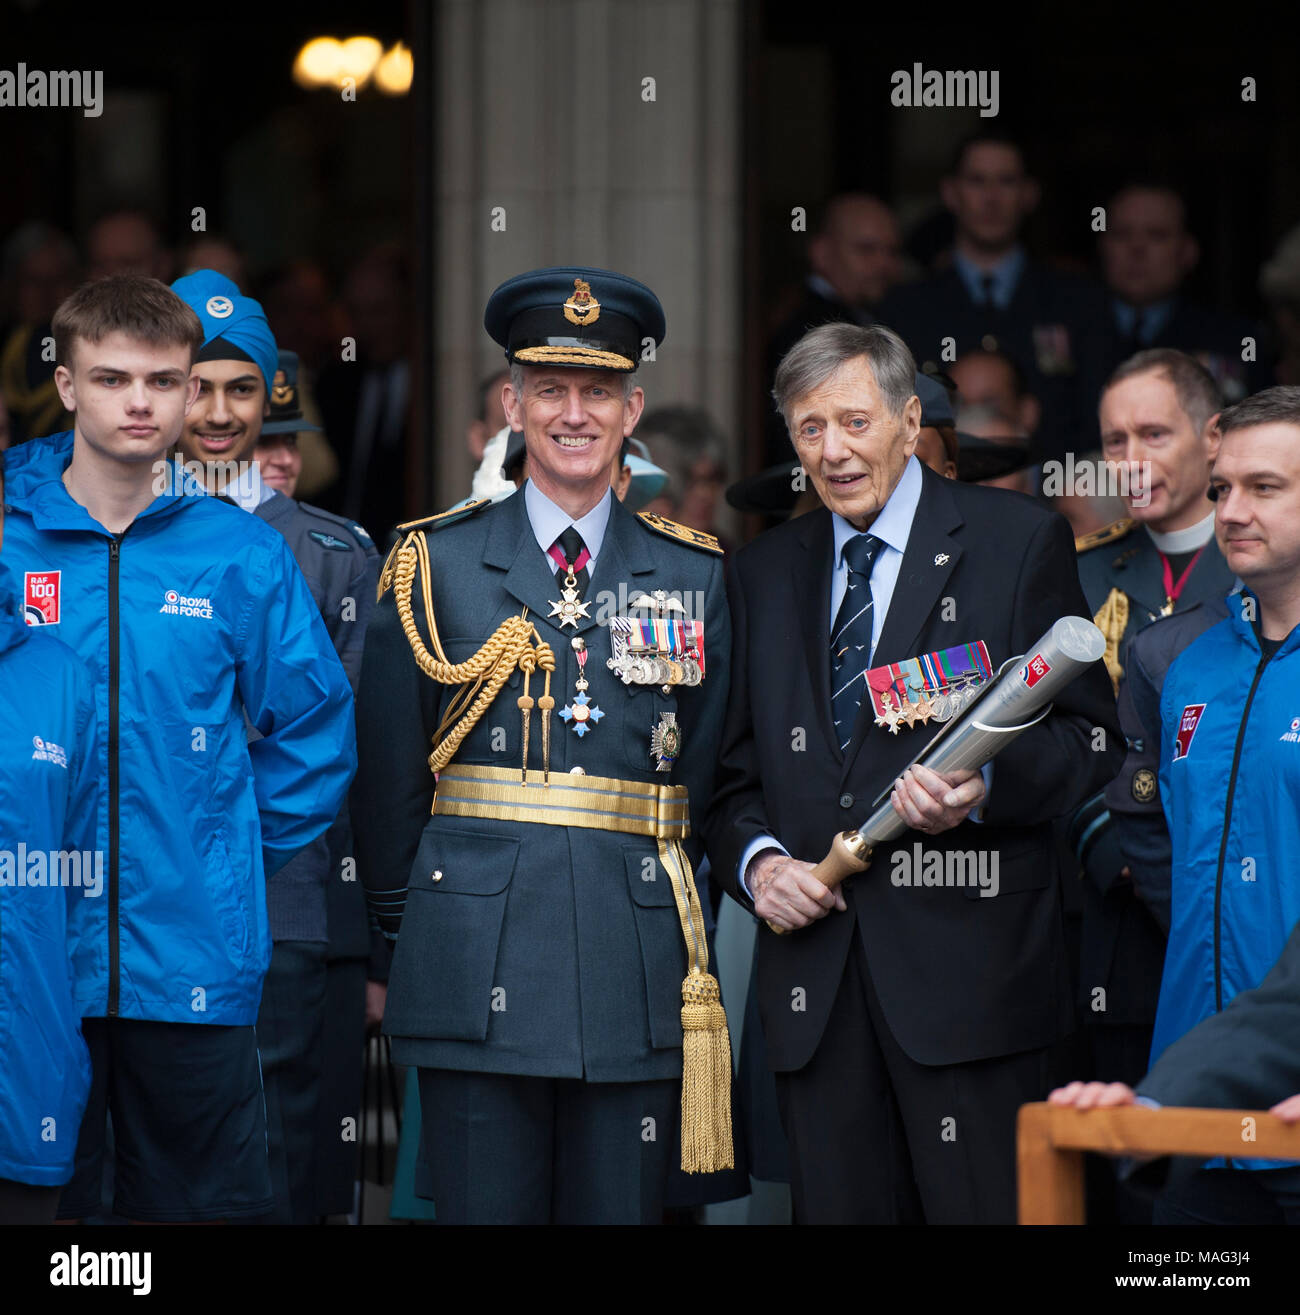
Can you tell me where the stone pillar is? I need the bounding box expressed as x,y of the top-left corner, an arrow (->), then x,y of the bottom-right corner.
430,0 -> 742,509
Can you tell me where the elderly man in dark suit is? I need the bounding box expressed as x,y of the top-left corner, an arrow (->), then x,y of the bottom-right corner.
703,321 -> 1121,1224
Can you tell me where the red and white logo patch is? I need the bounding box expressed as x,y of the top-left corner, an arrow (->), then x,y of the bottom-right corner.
23,571 -> 60,625
1020,652 -> 1052,688
1173,703 -> 1206,761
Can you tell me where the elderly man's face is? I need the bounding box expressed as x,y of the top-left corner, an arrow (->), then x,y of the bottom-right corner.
789,355 -> 919,529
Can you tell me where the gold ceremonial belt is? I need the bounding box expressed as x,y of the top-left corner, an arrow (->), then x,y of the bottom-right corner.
430,760 -> 732,1174
433,763 -> 690,839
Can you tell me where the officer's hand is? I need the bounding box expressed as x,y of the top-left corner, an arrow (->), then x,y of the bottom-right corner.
1271,1093 -> 1300,1123
1047,1081 -> 1138,1110
750,851 -> 847,932
365,979 -> 388,1033
890,764 -> 985,835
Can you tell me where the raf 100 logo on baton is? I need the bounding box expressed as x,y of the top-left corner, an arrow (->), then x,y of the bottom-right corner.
1019,652 -> 1051,688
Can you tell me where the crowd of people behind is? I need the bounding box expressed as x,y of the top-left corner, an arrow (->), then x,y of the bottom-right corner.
2,126 -> 1300,1228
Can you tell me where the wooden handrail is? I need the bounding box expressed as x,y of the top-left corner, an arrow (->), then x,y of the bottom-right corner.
1017,1102 -> 1300,1224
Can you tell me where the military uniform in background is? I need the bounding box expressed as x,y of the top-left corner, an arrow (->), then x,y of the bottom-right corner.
1069,513 -> 1233,1086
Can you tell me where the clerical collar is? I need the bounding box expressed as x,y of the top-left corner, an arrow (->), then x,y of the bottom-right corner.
1148,510 -> 1215,555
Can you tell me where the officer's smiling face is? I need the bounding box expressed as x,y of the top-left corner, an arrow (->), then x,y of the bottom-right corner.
504,365 -> 644,510
789,354 -> 920,530
179,359 -> 269,484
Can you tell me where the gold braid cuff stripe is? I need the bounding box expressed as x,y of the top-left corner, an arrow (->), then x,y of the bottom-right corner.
431,762 -> 732,1172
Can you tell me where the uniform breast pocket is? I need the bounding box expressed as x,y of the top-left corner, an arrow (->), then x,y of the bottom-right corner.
383,826 -> 522,1040
616,683 -> 678,776
625,847 -> 686,1049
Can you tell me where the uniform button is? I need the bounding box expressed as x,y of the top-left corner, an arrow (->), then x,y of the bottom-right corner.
839,793 -> 854,809
431,869 -> 443,882
570,766 -> 586,776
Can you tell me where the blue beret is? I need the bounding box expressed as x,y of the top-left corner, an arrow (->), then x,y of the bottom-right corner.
484,266 -> 665,373
170,269 -> 278,394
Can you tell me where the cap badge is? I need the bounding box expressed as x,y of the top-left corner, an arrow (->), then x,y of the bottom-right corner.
563,278 -> 601,327
206,295 -> 234,319
271,370 -> 294,407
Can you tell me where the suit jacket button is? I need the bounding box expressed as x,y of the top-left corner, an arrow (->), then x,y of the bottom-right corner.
839,793 -> 854,809
431,869 -> 443,882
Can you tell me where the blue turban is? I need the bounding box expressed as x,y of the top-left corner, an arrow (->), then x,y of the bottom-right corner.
170,269 -> 278,394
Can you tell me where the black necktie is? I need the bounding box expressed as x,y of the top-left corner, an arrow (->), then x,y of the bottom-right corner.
981,274 -> 999,309
553,526 -> 590,597
829,533 -> 883,751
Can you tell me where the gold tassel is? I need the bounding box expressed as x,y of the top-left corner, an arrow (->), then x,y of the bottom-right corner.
1092,587 -> 1129,697
679,970 -> 734,1172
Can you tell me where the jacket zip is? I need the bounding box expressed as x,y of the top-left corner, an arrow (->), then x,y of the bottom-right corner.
107,531 -> 125,1016
1211,647 -> 1272,1012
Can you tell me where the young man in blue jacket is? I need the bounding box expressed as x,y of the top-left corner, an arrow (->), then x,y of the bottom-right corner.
1148,385 -> 1300,1223
0,454 -> 99,1223
2,274 -> 356,1223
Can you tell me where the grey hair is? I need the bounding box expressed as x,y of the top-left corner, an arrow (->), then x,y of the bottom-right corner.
1103,348 -> 1222,436
773,322 -> 917,431
508,360 -> 637,402
1217,385 -> 1300,437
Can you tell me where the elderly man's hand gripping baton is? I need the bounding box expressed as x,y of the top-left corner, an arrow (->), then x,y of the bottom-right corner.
764,616 -> 1107,933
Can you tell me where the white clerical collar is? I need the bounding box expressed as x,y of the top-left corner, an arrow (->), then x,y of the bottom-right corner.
1148,510 -> 1216,555
524,479 -> 613,563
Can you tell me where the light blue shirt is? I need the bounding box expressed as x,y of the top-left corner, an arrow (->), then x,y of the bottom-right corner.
1111,296 -> 1175,344
953,245 -> 1025,311
221,461 -> 278,512
739,454 -> 988,897
524,479 -> 613,569
829,453 -> 922,666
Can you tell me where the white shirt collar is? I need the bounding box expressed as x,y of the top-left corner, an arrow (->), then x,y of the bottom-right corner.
524,479 -> 614,562
221,462 -> 278,512
831,453 -> 923,566
1147,510 -> 1216,555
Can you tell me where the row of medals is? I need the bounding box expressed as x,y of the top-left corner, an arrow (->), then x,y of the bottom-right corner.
873,675 -> 983,735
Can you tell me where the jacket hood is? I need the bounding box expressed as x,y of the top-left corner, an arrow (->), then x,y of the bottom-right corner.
3,431 -> 207,530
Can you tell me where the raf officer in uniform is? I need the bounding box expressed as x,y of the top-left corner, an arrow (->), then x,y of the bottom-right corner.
353,267 -> 734,1224
1068,348 -> 1233,1099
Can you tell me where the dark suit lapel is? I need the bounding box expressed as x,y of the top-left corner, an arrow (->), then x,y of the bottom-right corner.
792,508 -> 838,757
579,496 -> 655,637
840,468 -> 964,782
1118,530 -> 1169,619
483,488 -> 563,624
1183,532 -> 1235,607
